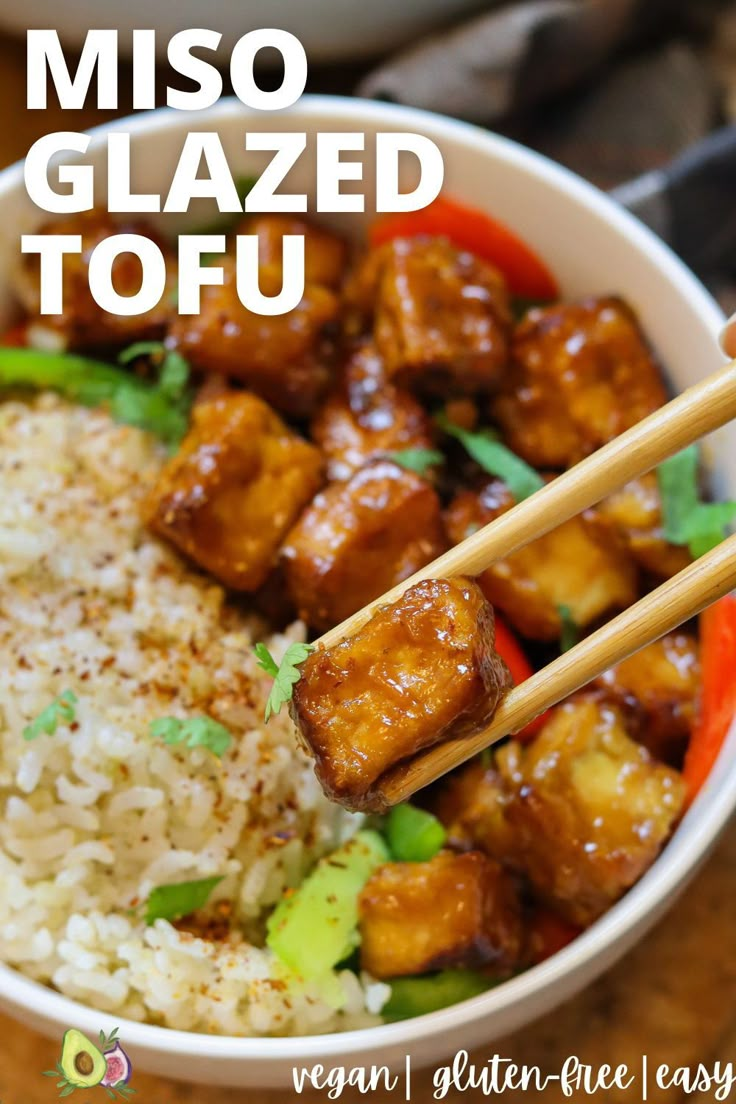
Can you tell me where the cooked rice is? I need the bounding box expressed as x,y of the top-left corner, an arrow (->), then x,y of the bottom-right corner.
0,394 -> 388,1035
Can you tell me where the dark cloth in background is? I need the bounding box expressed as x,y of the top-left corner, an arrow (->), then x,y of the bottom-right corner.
353,0 -> 736,310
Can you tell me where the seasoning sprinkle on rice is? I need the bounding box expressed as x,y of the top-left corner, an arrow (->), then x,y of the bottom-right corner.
0,394 -> 386,1035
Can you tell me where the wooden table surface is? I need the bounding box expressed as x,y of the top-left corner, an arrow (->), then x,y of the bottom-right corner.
0,30 -> 734,1103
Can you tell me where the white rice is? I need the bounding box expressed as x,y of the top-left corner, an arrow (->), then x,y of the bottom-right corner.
0,394 -> 388,1035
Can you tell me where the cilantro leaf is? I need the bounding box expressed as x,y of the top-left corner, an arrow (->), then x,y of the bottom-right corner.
236,175 -> 257,205
145,875 -> 224,924
23,689 -> 78,741
657,446 -> 736,558
192,175 -> 258,235
117,341 -> 166,365
253,642 -> 315,722
149,715 -> 232,758
386,448 -> 445,475
253,641 -> 279,678
436,412 -> 544,501
558,604 -> 578,652
157,351 -> 190,400
118,342 -> 189,400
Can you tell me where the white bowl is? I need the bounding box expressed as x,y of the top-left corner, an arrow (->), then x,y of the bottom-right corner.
0,97 -> 733,1089
0,0 -> 483,62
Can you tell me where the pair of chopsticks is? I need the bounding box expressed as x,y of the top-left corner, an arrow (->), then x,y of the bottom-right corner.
316,357 -> 736,811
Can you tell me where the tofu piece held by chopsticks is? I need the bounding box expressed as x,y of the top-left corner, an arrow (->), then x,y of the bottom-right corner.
290,576 -> 512,808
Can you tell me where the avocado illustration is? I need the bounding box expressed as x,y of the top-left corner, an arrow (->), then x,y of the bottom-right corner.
59,1028 -> 108,1088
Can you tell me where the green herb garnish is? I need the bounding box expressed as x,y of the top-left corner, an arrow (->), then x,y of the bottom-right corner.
386,448 -> 445,476
23,689 -> 78,741
657,446 -> 736,557
118,340 -> 190,401
117,341 -> 166,364
253,642 -> 315,723
149,715 -> 232,758
145,875 -> 224,924
558,604 -> 578,652
0,347 -> 191,446
436,412 -> 544,501
385,804 -> 446,862
192,175 -> 258,236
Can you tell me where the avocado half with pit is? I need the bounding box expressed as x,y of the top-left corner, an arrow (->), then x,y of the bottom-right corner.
59,1028 -> 107,1087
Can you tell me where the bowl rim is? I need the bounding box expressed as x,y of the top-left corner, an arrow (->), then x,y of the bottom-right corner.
0,93 -> 731,1066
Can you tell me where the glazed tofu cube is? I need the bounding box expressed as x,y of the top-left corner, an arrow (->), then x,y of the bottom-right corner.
145,391 -> 323,591
16,211 -> 175,348
311,359 -> 435,482
290,577 -> 512,806
359,850 -> 522,979
587,473 -> 691,579
430,760 -> 515,862
445,478 -> 637,640
348,237 -> 512,397
281,459 -> 446,631
590,632 -> 700,763
340,340 -> 388,415
496,697 -> 686,925
169,258 -> 339,419
493,297 -> 667,468
239,214 -> 348,289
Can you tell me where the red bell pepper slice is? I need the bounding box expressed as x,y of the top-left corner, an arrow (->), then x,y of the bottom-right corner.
369,194 -> 559,301
527,907 -> 581,964
683,594 -> 736,803
494,615 -> 549,741
1,323 -> 28,347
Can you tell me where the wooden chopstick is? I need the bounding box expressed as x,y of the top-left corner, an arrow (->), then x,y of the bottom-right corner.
369,532 -> 736,809
318,357 -> 736,651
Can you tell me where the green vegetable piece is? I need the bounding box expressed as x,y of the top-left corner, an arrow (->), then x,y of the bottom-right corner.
385,804 -> 446,862
557,604 -> 578,653
266,830 -> 389,980
658,446 -> 736,558
145,875 -> 224,924
0,347 -> 191,446
386,448 -> 445,476
436,412 -> 544,501
253,641 -> 315,722
149,715 -> 232,758
23,689 -> 78,741
382,969 -> 493,1022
